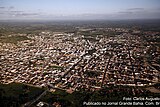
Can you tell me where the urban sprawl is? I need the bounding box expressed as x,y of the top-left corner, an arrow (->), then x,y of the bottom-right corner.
0,27 -> 160,93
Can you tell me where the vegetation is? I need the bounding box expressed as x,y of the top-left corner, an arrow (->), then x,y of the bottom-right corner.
0,35 -> 30,44
0,83 -> 44,107
1,83 -> 159,107
49,65 -> 64,70
85,70 -> 100,78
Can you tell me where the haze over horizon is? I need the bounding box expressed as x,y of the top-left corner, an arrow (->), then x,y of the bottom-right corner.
0,0 -> 160,21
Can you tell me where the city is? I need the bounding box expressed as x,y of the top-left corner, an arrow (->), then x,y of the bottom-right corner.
0,21 -> 160,106
1,27 -> 159,90
0,0 -> 160,106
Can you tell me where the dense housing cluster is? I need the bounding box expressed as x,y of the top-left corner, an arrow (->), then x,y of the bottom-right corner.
0,27 -> 160,92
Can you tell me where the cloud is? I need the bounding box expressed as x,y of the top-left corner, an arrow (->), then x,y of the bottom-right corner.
127,8 -> 144,11
9,6 -> 14,9
118,8 -> 145,15
15,13 -> 39,16
118,11 -> 133,14
10,10 -> 22,12
9,11 -> 40,17
0,9 -> 40,18
0,6 -> 15,10
3,9 -> 40,17
0,6 -> 5,9
115,7 -> 160,19
0,12 -> 4,14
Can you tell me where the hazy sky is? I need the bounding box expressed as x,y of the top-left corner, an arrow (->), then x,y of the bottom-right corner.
0,0 -> 160,20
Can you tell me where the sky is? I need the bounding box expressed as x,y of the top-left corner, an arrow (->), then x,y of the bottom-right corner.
0,0 -> 160,20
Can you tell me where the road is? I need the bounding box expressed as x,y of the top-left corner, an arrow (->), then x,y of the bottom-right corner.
23,89 -> 48,107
